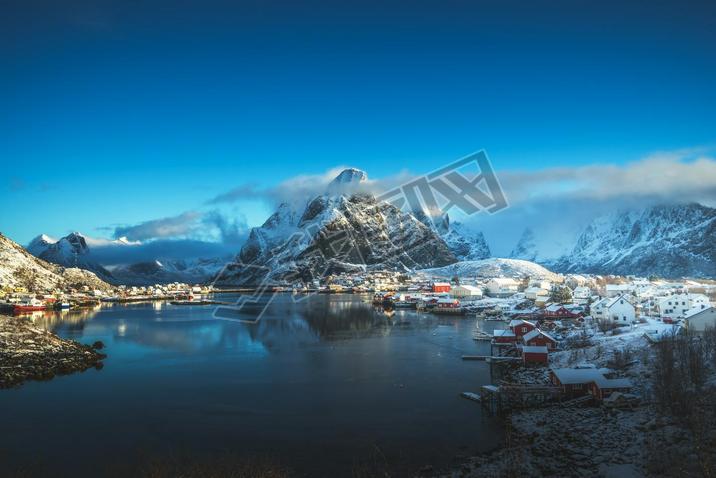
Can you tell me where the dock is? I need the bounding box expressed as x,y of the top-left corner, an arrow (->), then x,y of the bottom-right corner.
461,355 -> 521,362
479,382 -> 563,415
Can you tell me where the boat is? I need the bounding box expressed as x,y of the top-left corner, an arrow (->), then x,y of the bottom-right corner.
472,331 -> 493,341
13,298 -> 46,313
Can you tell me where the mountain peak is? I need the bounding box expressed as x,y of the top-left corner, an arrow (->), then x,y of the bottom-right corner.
331,168 -> 367,185
27,234 -> 58,256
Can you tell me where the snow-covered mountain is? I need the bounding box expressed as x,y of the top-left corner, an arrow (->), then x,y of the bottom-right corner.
0,233 -> 111,291
550,203 -> 716,278
216,168 -> 458,285
441,221 -> 491,261
421,258 -> 560,281
27,232 -> 227,285
510,228 -> 538,262
29,232 -> 115,282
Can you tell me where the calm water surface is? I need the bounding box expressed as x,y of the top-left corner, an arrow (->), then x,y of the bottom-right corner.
0,293 -> 503,477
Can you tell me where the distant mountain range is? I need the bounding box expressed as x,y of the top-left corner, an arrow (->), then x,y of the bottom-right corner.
26,232 -> 231,286
546,203 -> 716,278
17,171 -> 716,283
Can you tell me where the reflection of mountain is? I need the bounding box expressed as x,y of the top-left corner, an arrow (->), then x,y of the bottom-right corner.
32,296 -> 441,354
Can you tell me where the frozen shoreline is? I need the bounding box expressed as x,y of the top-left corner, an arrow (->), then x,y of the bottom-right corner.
444,318 -> 715,477
0,315 -> 105,388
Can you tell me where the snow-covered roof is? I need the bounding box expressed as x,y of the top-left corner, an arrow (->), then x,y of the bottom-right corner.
684,305 -> 714,320
523,329 -> 557,343
550,367 -> 613,385
606,294 -> 635,308
544,304 -> 566,312
454,284 -> 483,292
489,277 -> 519,285
509,319 -> 535,328
493,329 -> 516,338
593,376 -> 633,389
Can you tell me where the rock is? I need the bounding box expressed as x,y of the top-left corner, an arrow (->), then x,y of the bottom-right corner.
0,315 -> 105,388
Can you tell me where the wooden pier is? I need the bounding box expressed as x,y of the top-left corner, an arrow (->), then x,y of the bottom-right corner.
479,382 -> 563,415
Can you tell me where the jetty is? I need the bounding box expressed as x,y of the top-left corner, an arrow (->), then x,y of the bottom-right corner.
478,382 -> 563,414
461,355 -> 521,362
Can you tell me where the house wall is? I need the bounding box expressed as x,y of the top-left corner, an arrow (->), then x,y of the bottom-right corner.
525,336 -> 556,350
687,309 -> 716,333
523,352 -> 548,364
608,299 -> 636,323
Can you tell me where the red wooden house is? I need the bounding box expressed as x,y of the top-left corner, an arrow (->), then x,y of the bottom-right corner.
522,329 -> 558,350
550,367 -> 632,400
542,304 -> 580,319
492,329 -> 516,344
432,282 -> 451,293
588,377 -> 633,400
509,319 -> 537,341
522,345 -> 549,365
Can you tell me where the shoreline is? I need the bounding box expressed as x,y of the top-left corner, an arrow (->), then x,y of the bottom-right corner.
444,319 -> 716,477
0,315 -> 106,389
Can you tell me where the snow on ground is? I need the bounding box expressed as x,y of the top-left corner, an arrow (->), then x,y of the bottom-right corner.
421,258 -> 560,281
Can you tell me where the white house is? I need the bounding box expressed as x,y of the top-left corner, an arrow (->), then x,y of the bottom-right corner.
528,279 -> 552,291
572,286 -> 592,303
592,294 -> 636,323
684,306 -> 716,333
606,284 -> 631,298
524,286 -> 549,300
486,278 -> 519,297
451,284 -> 484,299
688,293 -> 710,309
657,294 -> 691,318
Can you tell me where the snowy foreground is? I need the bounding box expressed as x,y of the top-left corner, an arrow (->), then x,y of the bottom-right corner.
0,315 -> 105,388
443,319 -> 716,478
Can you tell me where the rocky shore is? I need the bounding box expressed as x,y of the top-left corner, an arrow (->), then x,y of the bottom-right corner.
0,315 -> 105,388
443,321 -> 716,478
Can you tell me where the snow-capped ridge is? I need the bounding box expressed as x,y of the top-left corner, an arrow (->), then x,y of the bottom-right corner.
422,258 -> 559,281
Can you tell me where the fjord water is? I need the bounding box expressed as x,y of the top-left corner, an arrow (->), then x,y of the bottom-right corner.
0,294 -> 502,477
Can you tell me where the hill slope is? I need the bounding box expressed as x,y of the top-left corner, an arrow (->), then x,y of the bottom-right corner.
0,233 -> 111,291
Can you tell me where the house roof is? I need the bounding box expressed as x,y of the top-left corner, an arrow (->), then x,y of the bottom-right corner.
493,329 -> 516,338
593,376 -> 633,389
455,285 -> 483,292
523,329 -> 557,343
489,278 -> 518,285
550,367 -> 612,385
606,294 -> 635,308
684,305 -> 715,320
509,319 -> 536,328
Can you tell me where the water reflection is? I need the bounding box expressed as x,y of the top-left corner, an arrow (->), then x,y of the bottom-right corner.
1,293 -> 501,478
26,294 -> 451,355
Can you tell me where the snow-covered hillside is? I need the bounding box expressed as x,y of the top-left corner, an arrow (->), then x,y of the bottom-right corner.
0,233 -> 111,291
216,168 -> 458,285
421,257 -> 560,281
550,203 -> 716,278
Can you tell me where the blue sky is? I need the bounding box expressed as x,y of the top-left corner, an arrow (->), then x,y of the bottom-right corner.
2,0 -> 716,247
